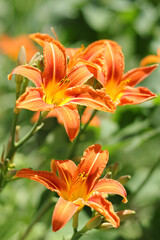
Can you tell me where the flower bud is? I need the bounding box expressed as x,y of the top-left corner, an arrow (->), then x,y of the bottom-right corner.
81,215 -> 102,232
29,52 -> 40,65
17,46 -> 26,66
98,210 -> 135,230
104,171 -> 112,179
118,175 -> 131,185
112,162 -> 119,178
116,210 -> 135,222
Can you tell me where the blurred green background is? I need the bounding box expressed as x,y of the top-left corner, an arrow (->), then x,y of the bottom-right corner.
0,0 -> 160,239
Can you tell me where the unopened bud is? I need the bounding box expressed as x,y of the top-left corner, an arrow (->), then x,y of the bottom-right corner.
98,210 -> 135,230
104,171 -> 112,179
82,215 -> 102,232
106,165 -> 113,173
36,55 -> 44,71
112,162 -> 119,178
118,175 -> 131,185
116,210 -> 135,222
29,52 -> 40,65
17,46 -> 26,66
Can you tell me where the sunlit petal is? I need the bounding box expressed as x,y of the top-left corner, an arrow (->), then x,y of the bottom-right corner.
43,42 -> 67,87
8,65 -> 42,87
75,144 -> 109,192
16,168 -> 67,195
140,50 -> 160,66
86,192 -> 120,228
54,105 -> 80,141
119,86 -> 157,105
123,64 -> 158,87
52,197 -> 78,231
51,159 -> 77,186
68,64 -> 93,88
67,85 -> 116,112
29,32 -> 54,46
16,87 -> 55,111
93,179 -> 127,203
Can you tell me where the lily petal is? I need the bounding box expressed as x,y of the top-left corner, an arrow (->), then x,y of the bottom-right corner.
93,179 -> 127,203
67,85 -> 116,112
8,65 -> 42,87
51,159 -> 77,185
43,42 -> 66,87
54,105 -> 80,141
103,40 -> 124,86
123,65 -> 158,87
78,40 -> 124,86
16,168 -> 67,195
16,87 -> 55,111
52,197 -> 78,231
86,192 -> 120,228
140,55 -> 160,66
68,64 -> 93,88
29,32 -> 54,46
75,144 -> 109,192
119,86 -> 157,105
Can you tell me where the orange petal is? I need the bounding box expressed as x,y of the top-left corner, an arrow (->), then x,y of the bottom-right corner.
52,197 -> 78,231
42,41 -> 67,87
55,105 -> 80,141
123,64 -> 158,87
103,40 -> 124,86
140,55 -> 160,66
78,40 -> 124,86
75,144 -> 109,192
29,32 -> 54,46
16,168 -> 67,195
8,65 -> 42,87
16,87 -> 55,111
119,86 -> 157,105
86,192 -> 120,228
68,64 -> 93,88
93,179 -> 127,203
80,40 -> 124,85
51,159 -> 77,186
67,85 -> 116,112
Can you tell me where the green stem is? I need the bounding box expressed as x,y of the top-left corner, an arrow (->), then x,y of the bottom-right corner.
129,157 -> 160,203
68,109 -> 98,159
5,109 -> 20,160
72,211 -> 79,233
71,230 -> 84,240
6,114 -> 43,160
19,197 -> 56,240
15,115 -> 43,148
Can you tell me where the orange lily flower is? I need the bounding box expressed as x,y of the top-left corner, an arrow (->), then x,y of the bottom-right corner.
29,33 -> 158,105
16,144 -> 127,231
0,34 -> 38,61
140,48 -> 160,66
9,41 -> 115,141
74,40 -> 158,105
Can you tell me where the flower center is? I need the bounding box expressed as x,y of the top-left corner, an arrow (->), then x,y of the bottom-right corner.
43,76 -> 71,106
105,78 -> 131,103
69,172 -> 89,201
